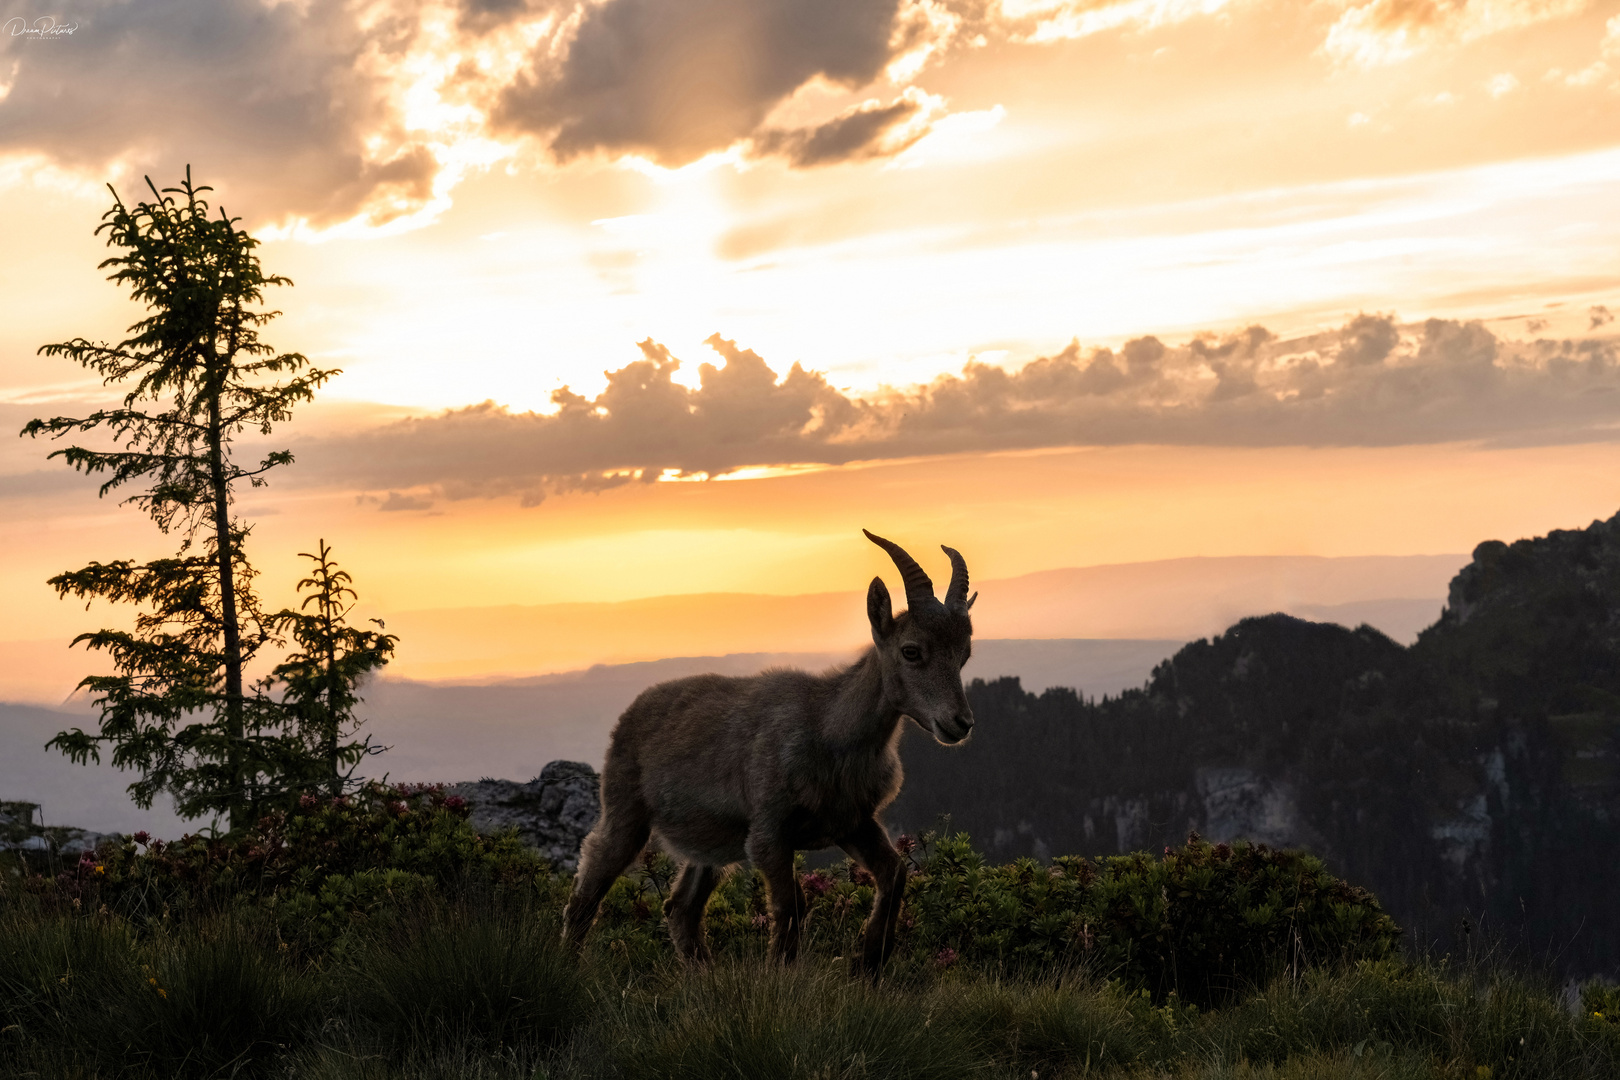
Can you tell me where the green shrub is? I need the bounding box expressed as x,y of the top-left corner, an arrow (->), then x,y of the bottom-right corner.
582,831 -> 1401,1006
37,782 -> 560,954
903,832 -> 1399,1003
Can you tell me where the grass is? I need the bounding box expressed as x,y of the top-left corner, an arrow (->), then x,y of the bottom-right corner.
1,891 -> 1615,1079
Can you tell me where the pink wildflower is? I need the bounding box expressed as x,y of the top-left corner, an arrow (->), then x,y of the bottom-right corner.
801,871 -> 834,897
935,947 -> 958,967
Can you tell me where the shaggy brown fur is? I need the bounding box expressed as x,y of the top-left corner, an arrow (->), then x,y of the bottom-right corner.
562,530 -> 977,975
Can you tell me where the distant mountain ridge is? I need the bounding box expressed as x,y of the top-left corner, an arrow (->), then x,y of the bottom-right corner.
372,553 -> 1461,682
0,552 -> 1459,700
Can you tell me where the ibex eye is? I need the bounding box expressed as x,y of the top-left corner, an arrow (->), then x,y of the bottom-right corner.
901,644 -> 923,662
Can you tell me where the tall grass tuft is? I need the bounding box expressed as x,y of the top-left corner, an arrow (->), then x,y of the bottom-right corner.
337,895 -> 588,1058
1193,960 -> 1619,1079
0,899 -> 140,1043
114,915 -> 323,1077
943,974 -> 1168,1073
602,959 -> 985,1079
1,905 -> 320,1078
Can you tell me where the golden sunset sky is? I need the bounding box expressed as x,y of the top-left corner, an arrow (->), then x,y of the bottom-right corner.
2,0 -> 1620,698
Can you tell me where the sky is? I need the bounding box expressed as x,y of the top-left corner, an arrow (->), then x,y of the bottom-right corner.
2,0 -> 1620,697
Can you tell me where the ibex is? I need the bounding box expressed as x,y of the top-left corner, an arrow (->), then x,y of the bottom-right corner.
562,530 -> 977,975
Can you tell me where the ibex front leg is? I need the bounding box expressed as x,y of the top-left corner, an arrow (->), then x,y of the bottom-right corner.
747,829 -> 807,963
840,818 -> 907,979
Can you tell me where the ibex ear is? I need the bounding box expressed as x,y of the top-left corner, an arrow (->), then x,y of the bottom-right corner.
867,577 -> 895,643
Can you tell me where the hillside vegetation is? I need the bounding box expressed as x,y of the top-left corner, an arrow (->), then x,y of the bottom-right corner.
4,786 -> 1617,1078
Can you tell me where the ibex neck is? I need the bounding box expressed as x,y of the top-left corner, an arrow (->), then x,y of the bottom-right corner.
825,648 -> 901,747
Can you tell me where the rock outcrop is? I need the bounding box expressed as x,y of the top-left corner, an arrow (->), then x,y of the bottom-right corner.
446,760 -> 601,870
1,800 -> 118,860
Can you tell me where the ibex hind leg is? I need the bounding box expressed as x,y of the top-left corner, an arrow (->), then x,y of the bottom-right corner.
664,862 -> 721,963
562,804 -> 650,950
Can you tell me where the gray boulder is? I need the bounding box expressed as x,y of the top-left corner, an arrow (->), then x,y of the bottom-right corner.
2,799 -> 119,860
446,761 -> 601,871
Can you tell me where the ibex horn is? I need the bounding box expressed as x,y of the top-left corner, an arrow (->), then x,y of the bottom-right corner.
942,545 -> 974,613
863,529 -> 936,610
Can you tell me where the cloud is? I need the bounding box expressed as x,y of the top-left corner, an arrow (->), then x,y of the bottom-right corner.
0,0 -> 439,227
493,0 -> 917,166
452,0 -> 548,33
379,491 -> 436,512
996,0 -> 1241,45
751,90 -> 938,166
296,315 -> 1620,505
1323,0 -> 1587,67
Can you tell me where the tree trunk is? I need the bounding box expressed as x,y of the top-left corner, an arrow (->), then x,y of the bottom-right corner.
324,600 -> 341,796
208,390 -> 247,831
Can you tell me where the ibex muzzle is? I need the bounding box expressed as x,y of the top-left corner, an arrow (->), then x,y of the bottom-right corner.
561,530 -> 977,976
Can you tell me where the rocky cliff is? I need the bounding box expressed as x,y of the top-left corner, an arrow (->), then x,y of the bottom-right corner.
891,511 -> 1620,978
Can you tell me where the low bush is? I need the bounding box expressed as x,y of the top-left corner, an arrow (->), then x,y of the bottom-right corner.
906,832 -> 1400,1003
28,782 -> 560,954
587,831 -> 1401,1006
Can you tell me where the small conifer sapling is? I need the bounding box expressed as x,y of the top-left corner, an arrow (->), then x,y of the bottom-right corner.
266,540 -> 397,797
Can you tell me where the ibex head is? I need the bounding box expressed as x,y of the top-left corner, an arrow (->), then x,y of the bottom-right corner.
863,529 -> 977,745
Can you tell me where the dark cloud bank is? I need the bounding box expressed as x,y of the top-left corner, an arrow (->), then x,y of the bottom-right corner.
307,316 -> 1620,507
0,0 -> 945,225
489,0 -> 946,168
0,0 -> 433,225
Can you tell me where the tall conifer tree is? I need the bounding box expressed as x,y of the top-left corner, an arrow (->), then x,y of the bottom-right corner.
24,170 -> 337,831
